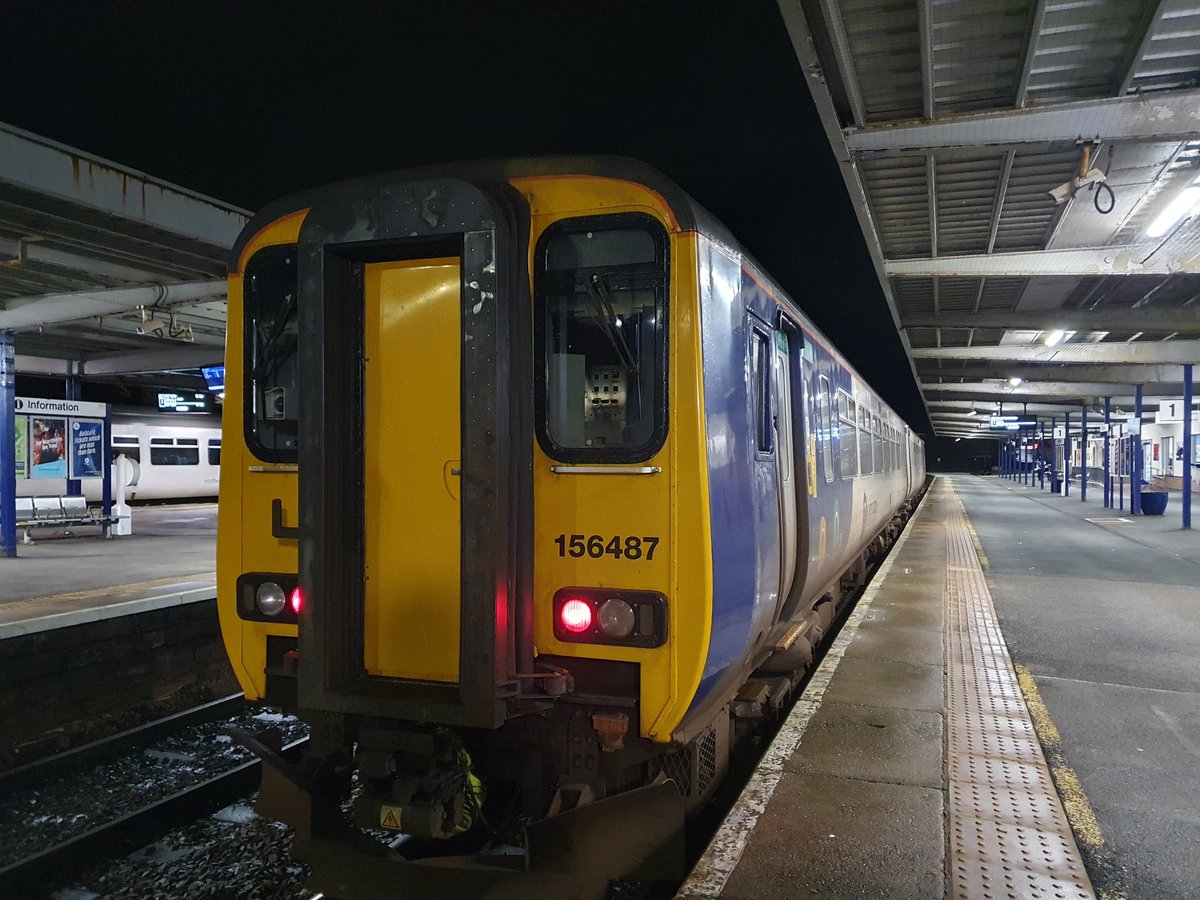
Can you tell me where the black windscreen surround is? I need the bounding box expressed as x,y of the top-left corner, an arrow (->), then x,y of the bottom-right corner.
535,214 -> 669,463
243,245 -> 300,462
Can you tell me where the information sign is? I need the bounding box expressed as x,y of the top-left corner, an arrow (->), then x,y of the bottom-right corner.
15,396 -> 107,418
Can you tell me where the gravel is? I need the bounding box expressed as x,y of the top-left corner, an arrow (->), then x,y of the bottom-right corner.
54,799 -> 313,900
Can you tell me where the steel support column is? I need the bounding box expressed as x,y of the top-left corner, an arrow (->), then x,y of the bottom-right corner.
1064,412 -> 1071,496
66,375 -> 82,498
1040,419 -> 1046,490
1,331 -> 16,557
1133,385 -> 1143,516
1081,405 -> 1088,502
1103,397 -> 1112,508
1184,364 -> 1193,530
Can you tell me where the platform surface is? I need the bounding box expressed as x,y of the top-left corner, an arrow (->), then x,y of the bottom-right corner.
0,504 -> 216,637
681,474 -> 1200,899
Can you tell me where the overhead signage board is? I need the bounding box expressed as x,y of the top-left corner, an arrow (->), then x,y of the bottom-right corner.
201,365 -> 225,393
989,416 -> 1018,429
158,391 -> 210,413
15,396 -> 107,418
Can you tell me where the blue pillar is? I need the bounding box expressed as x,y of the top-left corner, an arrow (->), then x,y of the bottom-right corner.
1039,419 -> 1046,490
1023,430 -> 1030,486
1184,364 -> 1193,530
1049,416 -> 1057,492
1103,397 -> 1112,508
1081,405 -> 1088,502
996,439 -> 1003,477
1,331 -> 16,558
1064,411 -> 1071,496
65,375 -> 82,498
102,405 -> 112,525
1133,385 -> 1143,516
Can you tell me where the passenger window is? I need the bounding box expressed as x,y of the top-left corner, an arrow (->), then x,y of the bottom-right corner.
751,330 -> 773,454
839,394 -> 858,479
872,415 -> 883,473
818,375 -> 834,483
150,438 -> 199,466
244,245 -> 299,462
112,437 -> 140,465
535,215 -> 669,462
859,406 -> 873,474
208,439 -> 221,466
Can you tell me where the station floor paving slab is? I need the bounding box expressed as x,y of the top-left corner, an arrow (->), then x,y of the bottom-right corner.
0,504 -> 216,635
680,478 -> 1096,900
957,474 -> 1200,898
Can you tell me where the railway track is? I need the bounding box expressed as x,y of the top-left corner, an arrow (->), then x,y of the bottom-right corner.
0,696 -> 308,897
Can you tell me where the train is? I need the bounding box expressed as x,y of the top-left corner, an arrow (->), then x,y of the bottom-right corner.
15,411 -> 221,502
217,158 -> 926,897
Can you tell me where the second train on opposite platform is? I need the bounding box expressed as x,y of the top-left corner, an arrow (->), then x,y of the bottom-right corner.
217,157 -> 927,894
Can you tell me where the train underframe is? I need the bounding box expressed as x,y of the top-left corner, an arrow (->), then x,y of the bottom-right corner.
237,485 -> 927,899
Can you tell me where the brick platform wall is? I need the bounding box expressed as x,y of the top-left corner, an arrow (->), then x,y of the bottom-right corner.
0,599 -> 239,766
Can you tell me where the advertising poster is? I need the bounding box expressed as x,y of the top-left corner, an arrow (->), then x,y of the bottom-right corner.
14,415 -> 28,479
70,418 -> 105,479
31,417 -> 67,478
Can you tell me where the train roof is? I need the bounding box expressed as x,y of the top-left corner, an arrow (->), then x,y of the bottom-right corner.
229,156 -> 739,272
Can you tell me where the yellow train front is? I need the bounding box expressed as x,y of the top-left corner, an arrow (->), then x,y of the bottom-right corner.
217,157 -> 924,896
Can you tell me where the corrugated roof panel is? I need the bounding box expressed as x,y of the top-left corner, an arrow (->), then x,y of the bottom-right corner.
992,147 -> 1078,250
893,276 -> 936,316
979,277 -> 1030,310
1126,0 -> 1200,93
1025,0 -> 1153,102
837,0 -> 925,121
936,154 -> 1005,254
938,276 -> 983,313
862,156 -> 932,258
930,0 -> 1032,114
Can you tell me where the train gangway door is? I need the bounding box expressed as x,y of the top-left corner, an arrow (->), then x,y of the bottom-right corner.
773,333 -> 798,609
362,257 -> 462,683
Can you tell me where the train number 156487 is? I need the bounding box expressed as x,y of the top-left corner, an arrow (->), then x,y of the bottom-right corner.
553,534 -> 660,560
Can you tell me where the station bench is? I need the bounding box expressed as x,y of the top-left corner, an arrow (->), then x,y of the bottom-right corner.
9,496 -> 120,544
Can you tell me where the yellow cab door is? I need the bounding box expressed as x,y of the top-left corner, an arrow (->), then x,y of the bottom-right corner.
362,257 -> 462,683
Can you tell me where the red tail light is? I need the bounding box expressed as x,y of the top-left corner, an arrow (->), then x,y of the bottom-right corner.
290,586 -> 304,615
560,598 -> 593,633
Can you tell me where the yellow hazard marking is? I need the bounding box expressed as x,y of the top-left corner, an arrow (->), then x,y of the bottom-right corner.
5,573 -> 218,611
1015,664 -> 1116,892
379,805 -> 402,830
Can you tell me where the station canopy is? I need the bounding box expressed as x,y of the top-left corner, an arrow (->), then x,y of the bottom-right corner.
779,0 -> 1200,436
0,121 -> 246,383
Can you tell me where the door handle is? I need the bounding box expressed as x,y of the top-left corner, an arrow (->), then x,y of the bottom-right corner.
272,498 -> 299,540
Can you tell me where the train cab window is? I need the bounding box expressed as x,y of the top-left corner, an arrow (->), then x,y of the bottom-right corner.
244,245 -> 299,462
207,439 -> 221,466
150,438 -> 200,466
818,375 -> 834,483
112,436 -> 140,464
535,215 -> 668,462
838,393 -> 858,478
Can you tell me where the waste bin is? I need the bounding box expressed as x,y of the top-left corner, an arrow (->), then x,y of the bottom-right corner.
1140,490 -> 1169,516
1050,476 -> 1062,494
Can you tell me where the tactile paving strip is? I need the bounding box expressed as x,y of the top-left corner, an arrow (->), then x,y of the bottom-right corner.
945,488 -> 1095,900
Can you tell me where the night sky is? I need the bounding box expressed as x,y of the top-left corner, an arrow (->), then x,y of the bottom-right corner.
0,0 -> 930,432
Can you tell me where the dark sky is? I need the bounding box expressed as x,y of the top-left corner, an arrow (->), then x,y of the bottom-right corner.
0,0 -> 929,431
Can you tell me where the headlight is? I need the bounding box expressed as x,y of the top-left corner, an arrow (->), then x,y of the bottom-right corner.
256,581 -> 287,616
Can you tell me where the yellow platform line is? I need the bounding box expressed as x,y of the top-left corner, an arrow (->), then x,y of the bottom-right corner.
4,573 -> 217,612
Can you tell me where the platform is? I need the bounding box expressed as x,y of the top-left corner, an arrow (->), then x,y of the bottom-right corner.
680,474 -> 1200,899
0,504 -> 216,638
